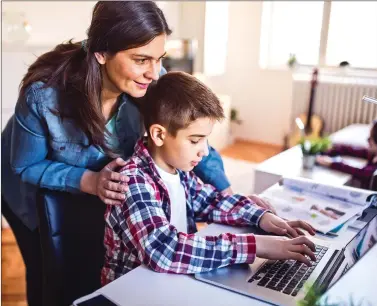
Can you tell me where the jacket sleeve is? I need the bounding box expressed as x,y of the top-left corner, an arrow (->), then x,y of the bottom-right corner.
193,144 -> 231,191
186,171 -> 268,226
10,85 -> 86,193
114,173 -> 257,274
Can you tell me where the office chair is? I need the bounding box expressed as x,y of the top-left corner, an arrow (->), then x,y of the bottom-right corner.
37,189 -> 106,306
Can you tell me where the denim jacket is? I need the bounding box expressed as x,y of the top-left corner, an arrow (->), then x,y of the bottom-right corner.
2,78 -> 230,230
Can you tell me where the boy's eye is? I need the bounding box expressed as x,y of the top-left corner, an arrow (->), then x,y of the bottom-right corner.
135,59 -> 148,64
190,140 -> 199,144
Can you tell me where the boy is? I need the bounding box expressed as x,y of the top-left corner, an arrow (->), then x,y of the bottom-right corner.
102,72 -> 316,285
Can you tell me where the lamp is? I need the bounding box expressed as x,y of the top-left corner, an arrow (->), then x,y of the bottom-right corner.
2,11 -> 32,45
362,95 -> 377,105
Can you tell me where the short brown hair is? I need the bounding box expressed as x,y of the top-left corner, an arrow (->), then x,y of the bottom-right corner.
142,71 -> 224,136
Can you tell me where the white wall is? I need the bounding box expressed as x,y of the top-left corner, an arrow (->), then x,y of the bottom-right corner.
2,2 -> 96,46
1,1 -> 181,129
178,1 -> 206,74
179,1 -> 293,146
2,1 -> 181,45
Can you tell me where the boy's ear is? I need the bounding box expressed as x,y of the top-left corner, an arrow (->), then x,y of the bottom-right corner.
94,52 -> 107,65
149,124 -> 166,147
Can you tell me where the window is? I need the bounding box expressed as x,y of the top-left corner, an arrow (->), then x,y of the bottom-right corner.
326,2 -> 377,68
260,1 -> 377,69
204,1 -> 229,76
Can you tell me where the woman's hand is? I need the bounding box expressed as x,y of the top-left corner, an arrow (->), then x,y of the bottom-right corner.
259,213 -> 316,237
316,155 -> 333,167
248,194 -> 277,215
255,235 -> 316,266
81,157 -> 130,205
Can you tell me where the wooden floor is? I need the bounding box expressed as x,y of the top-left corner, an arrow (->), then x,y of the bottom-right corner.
1,140 -> 282,306
2,229 -> 27,306
221,139 -> 283,163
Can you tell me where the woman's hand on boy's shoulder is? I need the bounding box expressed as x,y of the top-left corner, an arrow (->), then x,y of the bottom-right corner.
81,157 -> 130,205
259,213 -> 316,237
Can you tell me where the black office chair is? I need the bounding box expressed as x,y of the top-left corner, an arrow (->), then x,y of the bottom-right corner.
37,189 -> 106,306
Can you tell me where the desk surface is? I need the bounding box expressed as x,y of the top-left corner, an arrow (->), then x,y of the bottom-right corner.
254,146 -> 367,193
74,223 -> 376,306
256,146 -> 366,185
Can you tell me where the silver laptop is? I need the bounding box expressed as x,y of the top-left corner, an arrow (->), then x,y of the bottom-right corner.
195,212 -> 377,306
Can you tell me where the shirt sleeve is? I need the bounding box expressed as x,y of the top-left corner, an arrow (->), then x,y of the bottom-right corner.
10,85 -> 86,193
186,171 -> 268,226
326,144 -> 369,159
114,173 -> 257,274
331,162 -> 376,186
193,144 -> 231,191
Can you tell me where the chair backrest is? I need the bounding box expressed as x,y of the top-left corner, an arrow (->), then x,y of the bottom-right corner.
37,189 -> 106,306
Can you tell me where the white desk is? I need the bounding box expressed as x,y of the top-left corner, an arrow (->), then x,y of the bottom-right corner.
73,223 -> 376,306
254,145 -> 367,194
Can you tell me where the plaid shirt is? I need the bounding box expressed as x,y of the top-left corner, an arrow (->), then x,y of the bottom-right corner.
101,139 -> 267,285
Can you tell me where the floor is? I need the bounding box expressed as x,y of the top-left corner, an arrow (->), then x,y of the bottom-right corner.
1,140 -> 282,306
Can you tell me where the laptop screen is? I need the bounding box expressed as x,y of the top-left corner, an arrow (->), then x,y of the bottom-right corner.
332,213 -> 377,284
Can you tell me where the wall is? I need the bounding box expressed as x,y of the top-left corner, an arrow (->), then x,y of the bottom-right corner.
2,1 -> 181,45
178,1 -> 206,74
1,1 -> 181,129
179,1 -> 293,146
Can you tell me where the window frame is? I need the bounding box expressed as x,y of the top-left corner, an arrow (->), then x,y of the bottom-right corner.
260,0 -> 377,74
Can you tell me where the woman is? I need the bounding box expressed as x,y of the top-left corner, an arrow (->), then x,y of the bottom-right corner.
316,120 -> 377,189
2,2 -> 274,304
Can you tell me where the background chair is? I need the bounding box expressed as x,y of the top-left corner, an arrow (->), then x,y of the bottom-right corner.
37,189 -> 106,306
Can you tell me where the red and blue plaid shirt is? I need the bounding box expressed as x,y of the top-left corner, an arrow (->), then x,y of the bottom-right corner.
101,139 -> 267,285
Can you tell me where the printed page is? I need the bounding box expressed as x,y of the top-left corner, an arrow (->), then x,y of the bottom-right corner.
261,184 -> 368,233
282,177 -> 376,206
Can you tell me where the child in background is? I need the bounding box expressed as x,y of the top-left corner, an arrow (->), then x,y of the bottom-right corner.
317,120 -> 377,189
102,72 -> 316,285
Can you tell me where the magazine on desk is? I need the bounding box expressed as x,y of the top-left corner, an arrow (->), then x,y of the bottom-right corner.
260,177 -> 377,234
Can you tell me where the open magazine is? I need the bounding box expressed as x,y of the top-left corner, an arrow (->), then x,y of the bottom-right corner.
260,177 -> 377,234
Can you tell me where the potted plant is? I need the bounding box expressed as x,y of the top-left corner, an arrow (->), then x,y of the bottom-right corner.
299,136 -> 331,170
288,53 -> 298,69
229,108 -> 242,145
298,282 -> 369,306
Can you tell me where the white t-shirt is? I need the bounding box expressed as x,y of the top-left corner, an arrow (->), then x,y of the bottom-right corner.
155,164 -> 188,233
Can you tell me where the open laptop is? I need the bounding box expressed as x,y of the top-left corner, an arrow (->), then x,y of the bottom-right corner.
195,212 -> 377,306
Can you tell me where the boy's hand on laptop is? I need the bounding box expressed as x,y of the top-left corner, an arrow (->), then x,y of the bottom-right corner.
259,213 -> 316,237
255,235 -> 316,266
248,194 -> 277,215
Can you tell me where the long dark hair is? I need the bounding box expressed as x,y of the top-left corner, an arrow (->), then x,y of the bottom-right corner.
20,1 -> 172,155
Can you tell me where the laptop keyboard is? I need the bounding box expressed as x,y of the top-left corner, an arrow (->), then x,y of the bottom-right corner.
248,245 -> 328,297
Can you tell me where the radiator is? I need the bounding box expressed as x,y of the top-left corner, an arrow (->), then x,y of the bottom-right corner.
291,75 -> 377,135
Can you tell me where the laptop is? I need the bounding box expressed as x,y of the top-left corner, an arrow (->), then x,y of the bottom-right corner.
195,212 -> 377,306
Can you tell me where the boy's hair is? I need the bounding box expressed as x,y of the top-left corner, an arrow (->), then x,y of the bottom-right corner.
142,71 -> 225,136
